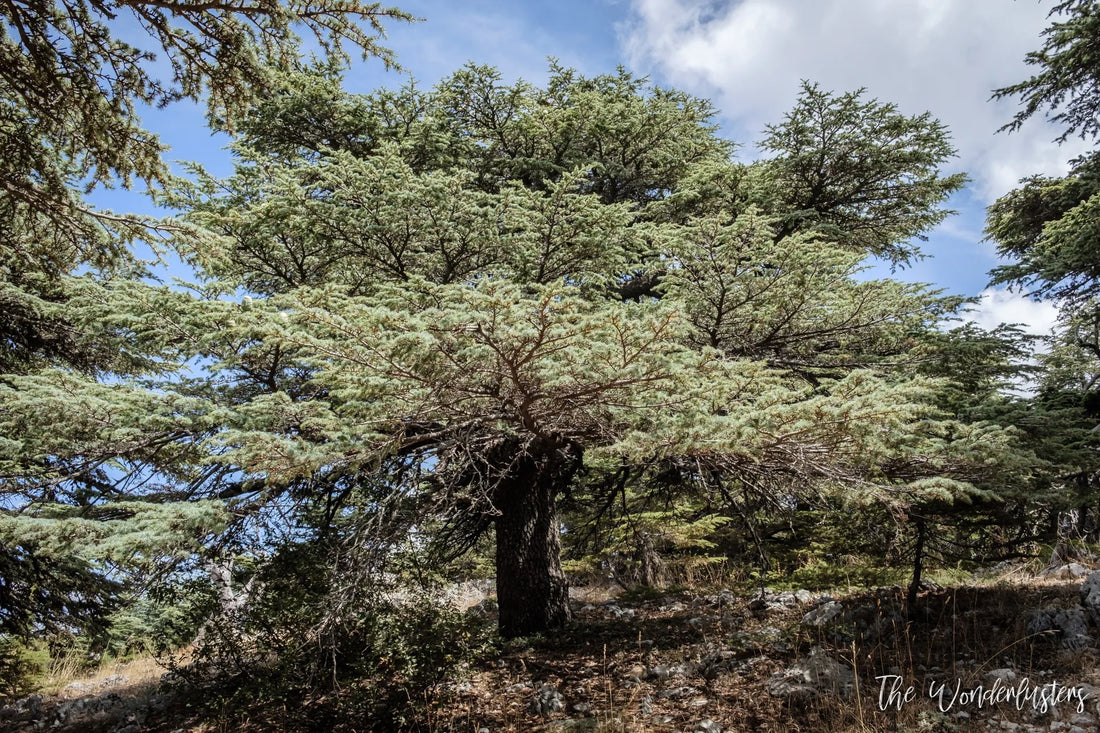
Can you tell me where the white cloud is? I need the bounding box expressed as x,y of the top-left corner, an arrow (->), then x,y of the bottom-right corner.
621,0 -> 1089,202
963,288 -> 1059,336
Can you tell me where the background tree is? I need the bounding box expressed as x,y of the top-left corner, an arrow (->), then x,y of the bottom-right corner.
988,0 -> 1100,329
755,82 -> 967,265
986,0 -> 1100,546
994,0 -> 1100,143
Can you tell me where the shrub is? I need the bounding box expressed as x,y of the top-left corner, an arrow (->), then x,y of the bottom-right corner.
0,636 -> 48,700
173,541 -> 493,731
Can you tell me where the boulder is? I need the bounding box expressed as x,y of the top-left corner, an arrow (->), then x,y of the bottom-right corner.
699,649 -> 749,680
656,686 -> 698,700
767,647 -> 856,701
1058,562 -> 1090,578
1029,606 -> 1093,650
794,589 -> 815,604
529,683 -> 565,716
802,600 -> 845,627
984,668 -> 1017,685
749,589 -> 801,614
606,605 -> 636,620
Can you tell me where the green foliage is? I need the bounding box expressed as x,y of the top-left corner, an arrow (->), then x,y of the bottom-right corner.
0,0 -> 410,372
752,494 -> 1041,596
0,0 -> 410,661
101,585 -> 213,659
661,207 -> 963,369
0,0 -> 411,271
435,62 -> 732,204
985,0 -> 1100,541
757,82 -> 967,265
565,498 -> 731,587
0,543 -> 121,639
987,151 -> 1100,309
918,323 -> 1040,413
987,0 -> 1100,385
993,1 -> 1100,142
0,636 -> 49,700
784,560 -> 906,591
0,502 -> 227,564
1,60 -> 1030,645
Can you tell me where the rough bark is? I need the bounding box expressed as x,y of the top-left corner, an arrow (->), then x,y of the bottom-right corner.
906,518 -> 926,615
637,531 -> 662,587
494,450 -> 573,638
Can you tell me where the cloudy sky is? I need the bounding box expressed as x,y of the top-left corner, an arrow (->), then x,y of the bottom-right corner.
130,0 -> 1075,335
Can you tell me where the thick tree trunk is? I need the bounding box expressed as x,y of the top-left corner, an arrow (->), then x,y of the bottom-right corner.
494,451 -> 572,638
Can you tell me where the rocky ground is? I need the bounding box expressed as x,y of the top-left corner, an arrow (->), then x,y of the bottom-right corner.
6,568 -> 1100,732
446,573 -> 1100,733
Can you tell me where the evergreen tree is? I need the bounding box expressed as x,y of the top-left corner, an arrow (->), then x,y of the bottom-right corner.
988,0 -> 1100,327
757,82 -> 966,265
0,0 -> 409,647
994,0 -> 1100,143
986,0 -> 1100,540
1,65 -> 1020,638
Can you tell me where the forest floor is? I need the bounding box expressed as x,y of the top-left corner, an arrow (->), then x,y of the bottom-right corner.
5,568 -> 1100,732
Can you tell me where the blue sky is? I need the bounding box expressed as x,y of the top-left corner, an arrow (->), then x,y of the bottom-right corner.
105,0 -> 1071,333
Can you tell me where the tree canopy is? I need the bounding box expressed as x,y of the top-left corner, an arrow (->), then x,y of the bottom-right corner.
0,0 -> 411,372
985,0 -> 1100,560
2,62 -> 1026,638
993,0 -> 1100,143
5,2 -> 1100,727
989,0 -> 1100,320
0,0 -> 409,643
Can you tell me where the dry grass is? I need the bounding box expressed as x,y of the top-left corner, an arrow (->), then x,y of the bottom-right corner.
420,575 -> 1100,732
569,584 -> 624,605
39,651 -> 176,698
23,565 -> 1100,732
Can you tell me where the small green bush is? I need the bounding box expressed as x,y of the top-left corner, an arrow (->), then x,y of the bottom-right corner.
0,636 -> 49,700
